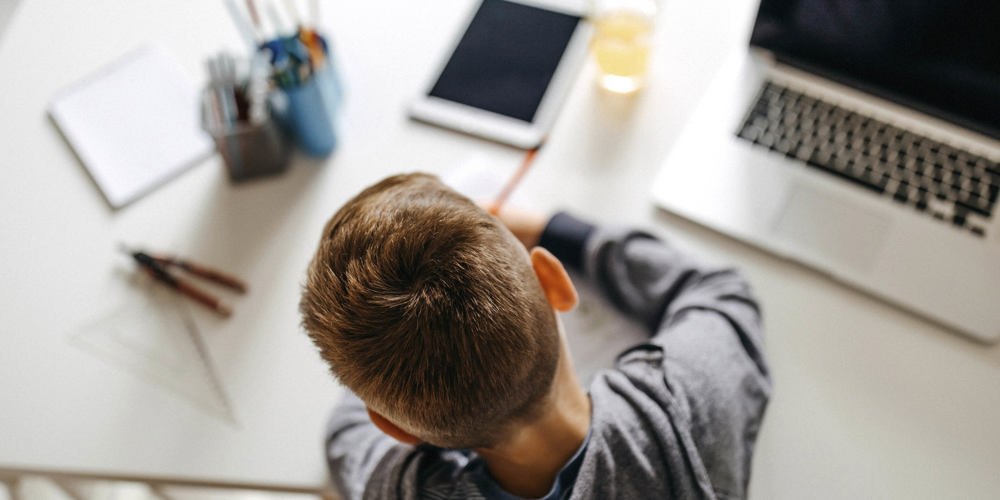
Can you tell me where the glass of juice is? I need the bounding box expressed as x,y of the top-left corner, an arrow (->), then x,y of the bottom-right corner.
590,0 -> 656,94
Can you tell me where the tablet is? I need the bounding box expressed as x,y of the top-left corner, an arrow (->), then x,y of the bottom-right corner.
409,0 -> 592,149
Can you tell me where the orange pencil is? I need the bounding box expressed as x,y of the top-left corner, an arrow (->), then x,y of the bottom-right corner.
489,147 -> 540,215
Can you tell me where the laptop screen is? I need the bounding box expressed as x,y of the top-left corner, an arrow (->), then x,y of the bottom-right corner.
749,0 -> 1000,141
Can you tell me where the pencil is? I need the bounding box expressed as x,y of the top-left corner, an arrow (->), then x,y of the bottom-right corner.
244,0 -> 262,31
489,147 -> 539,215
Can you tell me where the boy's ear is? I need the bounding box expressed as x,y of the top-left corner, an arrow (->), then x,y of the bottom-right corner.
367,407 -> 421,445
530,247 -> 578,312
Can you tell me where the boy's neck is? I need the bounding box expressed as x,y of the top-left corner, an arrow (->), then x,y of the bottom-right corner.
475,340 -> 591,498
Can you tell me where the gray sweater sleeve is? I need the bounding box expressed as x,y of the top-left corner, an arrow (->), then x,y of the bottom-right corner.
540,212 -> 771,498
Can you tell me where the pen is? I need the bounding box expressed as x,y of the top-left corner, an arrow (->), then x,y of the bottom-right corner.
300,28 -> 325,67
309,0 -> 320,28
225,0 -> 260,51
267,2 -> 292,35
282,0 -> 302,26
244,0 -> 263,32
489,146 -> 540,215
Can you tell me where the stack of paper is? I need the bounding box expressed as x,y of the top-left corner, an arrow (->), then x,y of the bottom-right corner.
48,44 -> 213,208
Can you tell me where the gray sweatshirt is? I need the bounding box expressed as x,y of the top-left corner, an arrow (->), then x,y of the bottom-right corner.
324,213 -> 771,500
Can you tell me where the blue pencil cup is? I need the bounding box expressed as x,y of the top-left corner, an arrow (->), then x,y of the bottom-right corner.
281,62 -> 342,157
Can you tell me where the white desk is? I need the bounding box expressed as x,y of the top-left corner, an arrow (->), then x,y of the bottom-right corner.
2,0 -> 999,498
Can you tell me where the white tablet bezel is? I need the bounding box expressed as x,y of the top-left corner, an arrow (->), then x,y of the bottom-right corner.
409,0 -> 592,149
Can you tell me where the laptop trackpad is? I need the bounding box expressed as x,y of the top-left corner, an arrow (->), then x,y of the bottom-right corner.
773,184 -> 891,273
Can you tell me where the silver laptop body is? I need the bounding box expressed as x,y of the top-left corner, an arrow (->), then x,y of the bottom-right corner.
651,2 -> 1000,342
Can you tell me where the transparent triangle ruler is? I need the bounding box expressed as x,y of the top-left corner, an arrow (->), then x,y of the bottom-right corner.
70,281 -> 236,425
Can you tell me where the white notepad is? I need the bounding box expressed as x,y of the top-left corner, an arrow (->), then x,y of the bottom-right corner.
48,44 -> 213,208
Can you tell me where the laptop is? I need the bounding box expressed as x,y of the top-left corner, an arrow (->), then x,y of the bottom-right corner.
650,0 -> 1000,342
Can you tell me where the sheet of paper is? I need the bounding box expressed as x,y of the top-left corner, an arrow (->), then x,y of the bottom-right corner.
443,153 -> 532,205
48,44 -> 213,208
560,271 -> 648,385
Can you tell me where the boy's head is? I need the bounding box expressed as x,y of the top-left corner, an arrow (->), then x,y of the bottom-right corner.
300,173 -> 560,448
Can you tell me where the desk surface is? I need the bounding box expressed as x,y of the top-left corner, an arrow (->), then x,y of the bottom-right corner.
2,0 -> 1000,498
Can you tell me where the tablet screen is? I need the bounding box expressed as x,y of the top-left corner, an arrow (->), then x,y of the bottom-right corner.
428,0 -> 581,123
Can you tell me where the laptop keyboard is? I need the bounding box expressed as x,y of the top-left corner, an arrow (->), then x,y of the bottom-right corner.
736,81 -> 999,237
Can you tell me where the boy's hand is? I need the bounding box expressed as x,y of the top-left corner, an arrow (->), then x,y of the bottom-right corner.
487,205 -> 548,249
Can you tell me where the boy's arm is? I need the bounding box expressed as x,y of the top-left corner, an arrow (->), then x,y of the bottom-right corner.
529,211 -> 771,494
532,212 -> 766,360
505,209 -> 769,384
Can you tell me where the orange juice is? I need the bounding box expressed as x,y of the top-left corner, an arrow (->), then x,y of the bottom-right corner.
591,10 -> 653,93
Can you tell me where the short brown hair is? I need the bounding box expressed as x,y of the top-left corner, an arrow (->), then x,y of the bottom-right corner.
300,173 -> 559,448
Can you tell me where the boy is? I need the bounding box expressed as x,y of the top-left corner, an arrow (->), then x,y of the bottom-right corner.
300,173 -> 770,499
